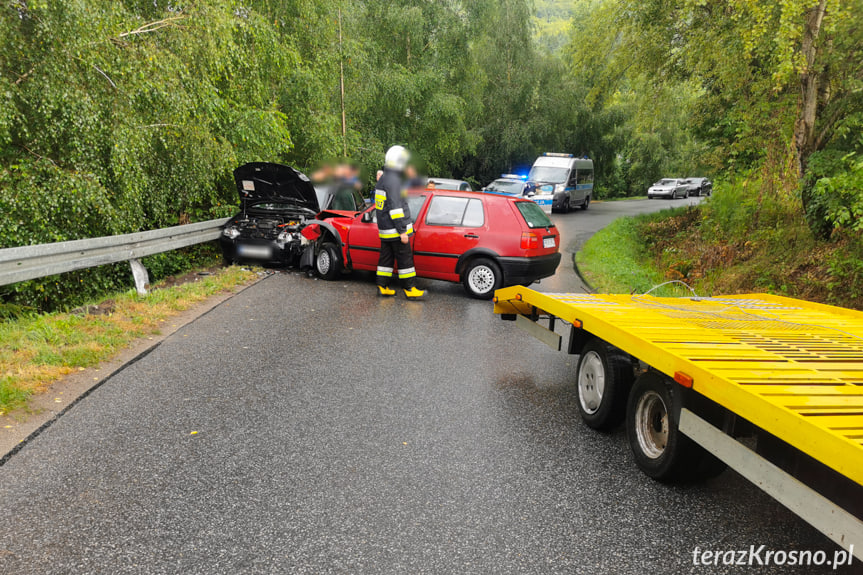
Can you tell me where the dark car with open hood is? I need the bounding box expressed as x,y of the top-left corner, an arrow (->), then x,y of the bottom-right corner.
219,162 -> 323,266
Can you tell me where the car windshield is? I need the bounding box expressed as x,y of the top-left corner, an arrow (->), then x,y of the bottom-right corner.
487,180 -> 523,195
527,166 -> 569,184
516,201 -> 554,229
657,179 -> 677,185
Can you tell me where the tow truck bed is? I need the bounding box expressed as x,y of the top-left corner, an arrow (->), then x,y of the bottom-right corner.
494,286 -> 863,560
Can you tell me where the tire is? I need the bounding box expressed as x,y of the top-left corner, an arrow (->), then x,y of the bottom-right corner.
683,189 -> 689,198
315,242 -> 341,280
563,194 -> 571,213
222,253 -> 235,267
626,372 -> 722,482
575,338 -> 635,430
462,258 -> 502,299
581,195 -> 590,210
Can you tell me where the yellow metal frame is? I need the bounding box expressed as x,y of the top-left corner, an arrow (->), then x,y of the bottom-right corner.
494,287 -> 863,487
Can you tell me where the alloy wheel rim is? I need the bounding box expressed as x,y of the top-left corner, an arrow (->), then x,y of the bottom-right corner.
468,265 -> 495,294
317,250 -> 331,275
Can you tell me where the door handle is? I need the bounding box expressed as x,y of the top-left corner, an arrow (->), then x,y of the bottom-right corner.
463,234 -> 479,239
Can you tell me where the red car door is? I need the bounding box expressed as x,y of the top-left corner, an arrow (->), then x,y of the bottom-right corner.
346,194 -> 429,272
413,193 -> 487,282
346,206 -> 380,271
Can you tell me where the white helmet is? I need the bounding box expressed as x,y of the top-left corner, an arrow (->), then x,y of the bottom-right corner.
384,145 -> 410,171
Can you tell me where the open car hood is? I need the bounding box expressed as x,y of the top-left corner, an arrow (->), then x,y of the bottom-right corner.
234,162 -> 319,211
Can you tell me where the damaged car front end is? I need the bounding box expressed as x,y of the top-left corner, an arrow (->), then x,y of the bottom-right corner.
220,162 -> 319,266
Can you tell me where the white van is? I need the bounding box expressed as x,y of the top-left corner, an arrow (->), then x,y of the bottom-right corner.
527,153 -> 594,213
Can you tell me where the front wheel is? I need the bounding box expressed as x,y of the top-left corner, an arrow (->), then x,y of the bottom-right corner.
462,258 -> 502,299
575,338 -> 634,430
315,242 -> 342,280
581,195 -> 590,210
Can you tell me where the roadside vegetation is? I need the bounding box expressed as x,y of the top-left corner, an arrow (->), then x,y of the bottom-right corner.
0,265 -> 257,414
579,185 -> 863,310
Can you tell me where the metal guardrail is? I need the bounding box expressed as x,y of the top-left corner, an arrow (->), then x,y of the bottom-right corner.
0,218 -> 230,294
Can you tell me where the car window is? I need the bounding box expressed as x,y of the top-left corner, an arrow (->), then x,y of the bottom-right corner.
459,182 -> 471,191
488,180 -> 523,195
577,170 -> 594,185
406,195 -> 426,223
462,198 -> 484,227
426,196 -> 484,227
331,188 -> 358,210
516,201 -> 554,229
527,166 -> 569,184
366,195 -> 426,224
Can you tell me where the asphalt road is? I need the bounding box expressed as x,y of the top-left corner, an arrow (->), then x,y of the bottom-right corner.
1,196 -> 858,574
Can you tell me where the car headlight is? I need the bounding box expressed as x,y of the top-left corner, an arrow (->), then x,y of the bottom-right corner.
277,230 -> 292,242
555,184 -> 566,193
223,226 -> 240,239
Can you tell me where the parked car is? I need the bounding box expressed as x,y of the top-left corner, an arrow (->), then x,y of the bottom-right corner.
427,178 -> 473,191
647,178 -> 688,199
483,174 -> 537,197
679,177 -> 712,197
220,162 -> 353,267
302,188 -> 562,299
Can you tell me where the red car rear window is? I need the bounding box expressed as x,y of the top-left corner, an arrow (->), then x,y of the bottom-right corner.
515,201 -> 554,229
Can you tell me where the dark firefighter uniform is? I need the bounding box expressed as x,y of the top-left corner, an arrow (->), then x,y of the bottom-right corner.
374,168 -> 416,289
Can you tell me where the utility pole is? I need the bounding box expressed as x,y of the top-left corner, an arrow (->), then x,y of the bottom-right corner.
338,7 -> 347,158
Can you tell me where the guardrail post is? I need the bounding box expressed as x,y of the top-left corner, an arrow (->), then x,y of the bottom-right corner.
129,259 -> 150,295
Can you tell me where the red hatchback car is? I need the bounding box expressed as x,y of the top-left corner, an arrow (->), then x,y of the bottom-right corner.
301,188 -> 561,298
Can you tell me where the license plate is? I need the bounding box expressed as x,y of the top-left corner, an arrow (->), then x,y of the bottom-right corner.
543,237 -> 556,248
237,244 -> 272,259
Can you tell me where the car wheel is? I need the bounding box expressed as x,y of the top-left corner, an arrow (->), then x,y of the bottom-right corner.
462,258 -> 502,299
563,195 -> 571,213
315,242 -> 341,280
576,338 -> 635,430
581,195 -> 590,210
222,252 -> 235,267
684,189 -> 689,198
626,371 -> 723,482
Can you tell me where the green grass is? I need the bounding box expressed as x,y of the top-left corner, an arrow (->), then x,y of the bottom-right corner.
576,209 -> 698,296
0,265 -> 258,414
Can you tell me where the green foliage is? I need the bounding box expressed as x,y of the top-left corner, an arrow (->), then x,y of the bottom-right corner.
576,210 -> 690,295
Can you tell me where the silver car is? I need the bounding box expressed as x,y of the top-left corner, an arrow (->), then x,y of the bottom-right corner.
647,178 -> 688,199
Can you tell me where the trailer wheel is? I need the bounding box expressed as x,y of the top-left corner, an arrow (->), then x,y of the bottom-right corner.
575,338 -> 634,430
626,371 -> 715,482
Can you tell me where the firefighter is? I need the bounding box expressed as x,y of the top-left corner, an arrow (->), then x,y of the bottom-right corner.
375,145 -> 425,299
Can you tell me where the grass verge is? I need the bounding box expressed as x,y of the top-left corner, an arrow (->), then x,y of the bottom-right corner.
0,265 -> 258,414
575,209 -> 696,296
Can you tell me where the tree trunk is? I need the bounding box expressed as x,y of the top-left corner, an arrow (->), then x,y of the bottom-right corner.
794,0 -> 827,177
795,0 -> 829,237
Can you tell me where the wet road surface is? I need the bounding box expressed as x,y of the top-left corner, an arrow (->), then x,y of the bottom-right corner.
1,197 -> 857,574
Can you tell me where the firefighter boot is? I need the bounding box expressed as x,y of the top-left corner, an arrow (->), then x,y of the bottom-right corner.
404,287 -> 426,299
378,285 -> 396,297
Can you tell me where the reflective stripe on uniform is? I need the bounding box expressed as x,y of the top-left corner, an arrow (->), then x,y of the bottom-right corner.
398,267 -> 416,279
406,223 -> 414,234
378,227 -> 399,239
377,266 -> 393,277
374,190 -> 386,210
389,208 -> 405,219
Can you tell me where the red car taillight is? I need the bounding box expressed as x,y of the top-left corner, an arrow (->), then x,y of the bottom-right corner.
520,231 -> 541,249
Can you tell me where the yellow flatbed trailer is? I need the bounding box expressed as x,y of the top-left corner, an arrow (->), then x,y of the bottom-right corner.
493,286 -> 863,561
